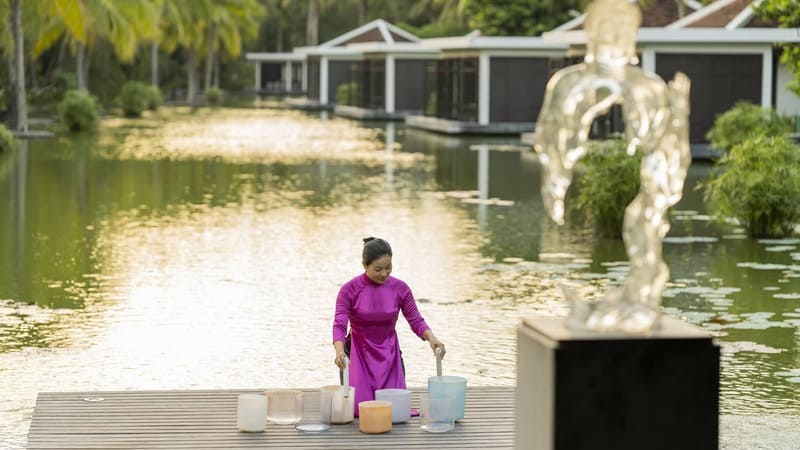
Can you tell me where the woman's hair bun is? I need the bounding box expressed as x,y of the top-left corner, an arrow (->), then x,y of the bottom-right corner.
362,237 -> 392,266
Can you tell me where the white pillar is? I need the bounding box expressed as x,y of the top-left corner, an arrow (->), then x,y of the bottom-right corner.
320,57 -> 329,104
762,48 -> 773,109
302,61 -> 308,91
642,49 -> 656,74
479,53 -> 490,125
254,62 -> 261,91
284,61 -> 292,93
385,56 -> 395,113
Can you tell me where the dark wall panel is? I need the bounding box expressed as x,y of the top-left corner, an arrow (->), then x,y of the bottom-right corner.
365,60 -> 384,109
435,58 -> 479,122
490,57 -> 549,123
307,59 -> 320,100
656,53 -> 762,143
395,60 -> 428,112
329,60 -> 353,104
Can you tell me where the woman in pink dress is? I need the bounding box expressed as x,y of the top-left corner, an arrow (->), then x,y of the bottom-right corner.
332,237 -> 446,416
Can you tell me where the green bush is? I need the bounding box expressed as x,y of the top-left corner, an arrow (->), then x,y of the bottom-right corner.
425,92 -> 437,115
575,139 -> 642,237
118,81 -> 151,117
58,89 -> 99,132
29,71 -> 73,107
205,87 -> 224,106
0,123 -> 18,153
0,87 -> 8,114
335,82 -> 359,106
706,102 -> 793,154
703,135 -> 800,238
218,58 -> 255,92
145,85 -> 162,110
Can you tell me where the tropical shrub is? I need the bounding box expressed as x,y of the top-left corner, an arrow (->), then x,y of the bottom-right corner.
575,139 -> 642,237
704,135 -> 800,238
29,71 -> 73,107
145,85 -> 163,111
706,101 -> 793,153
0,87 -> 8,115
205,87 -> 224,106
335,82 -> 359,106
0,124 -> 17,153
58,90 -> 99,132
425,92 -> 437,116
118,81 -> 151,117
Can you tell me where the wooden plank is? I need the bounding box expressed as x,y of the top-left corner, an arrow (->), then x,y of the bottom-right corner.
28,387 -> 515,449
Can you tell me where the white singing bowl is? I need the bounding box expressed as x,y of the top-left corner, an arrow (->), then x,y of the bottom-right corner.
374,388 -> 411,423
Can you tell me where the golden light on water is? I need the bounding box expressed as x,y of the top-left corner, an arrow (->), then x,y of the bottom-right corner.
87,193 -> 533,389
101,108 -> 426,167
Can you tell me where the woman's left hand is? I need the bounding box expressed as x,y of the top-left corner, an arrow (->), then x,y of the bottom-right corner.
423,329 -> 446,358
429,340 -> 446,359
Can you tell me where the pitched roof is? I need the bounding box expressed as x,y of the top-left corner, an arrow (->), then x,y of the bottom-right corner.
668,0 -> 779,29
552,0 -> 704,31
542,0 -> 800,46
318,19 -> 419,48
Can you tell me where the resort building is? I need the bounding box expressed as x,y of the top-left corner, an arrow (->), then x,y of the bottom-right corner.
332,41 -> 439,120
246,0 -> 800,149
544,0 -> 800,145
247,19 -> 425,111
244,52 -> 305,96
404,33 -> 567,134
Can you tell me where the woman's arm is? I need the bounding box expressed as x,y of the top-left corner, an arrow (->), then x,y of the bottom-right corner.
398,283 -> 447,358
423,329 -> 446,358
332,284 -> 352,368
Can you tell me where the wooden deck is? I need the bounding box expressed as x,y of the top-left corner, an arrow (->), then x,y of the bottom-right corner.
28,386 -> 514,449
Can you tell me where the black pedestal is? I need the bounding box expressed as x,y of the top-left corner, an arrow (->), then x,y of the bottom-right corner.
516,316 -> 719,450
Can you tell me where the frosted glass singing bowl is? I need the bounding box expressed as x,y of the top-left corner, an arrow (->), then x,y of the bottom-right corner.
265,389 -> 303,425
320,385 -> 355,424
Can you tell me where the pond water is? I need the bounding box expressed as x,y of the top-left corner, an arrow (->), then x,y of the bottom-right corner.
0,107 -> 797,449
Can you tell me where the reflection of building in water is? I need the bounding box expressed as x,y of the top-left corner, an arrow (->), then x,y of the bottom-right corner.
384,122 -> 395,187
407,132 -> 547,260
430,142 -> 540,203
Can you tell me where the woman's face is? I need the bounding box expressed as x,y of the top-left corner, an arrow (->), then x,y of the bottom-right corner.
364,255 -> 392,284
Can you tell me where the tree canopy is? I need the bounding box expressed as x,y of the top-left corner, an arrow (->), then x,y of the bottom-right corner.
1,0 -> 798,121
462,0 -> 588,36
755,0 -> 800,95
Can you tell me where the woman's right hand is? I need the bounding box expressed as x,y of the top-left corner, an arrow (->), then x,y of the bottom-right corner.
333,339 -> 348,369
334,352 -> 347,369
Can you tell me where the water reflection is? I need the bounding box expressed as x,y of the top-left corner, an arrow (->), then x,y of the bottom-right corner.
0,108 -> 797,448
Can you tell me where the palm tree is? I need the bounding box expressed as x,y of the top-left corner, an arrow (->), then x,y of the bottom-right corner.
171,0 -> 212,105
150,0 -> 190,88
33,0 -> 158,91
262,0 -> 293,52
202,0 -> 264,91
307,0 -> 319,45
7,0 -> 27,131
